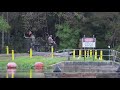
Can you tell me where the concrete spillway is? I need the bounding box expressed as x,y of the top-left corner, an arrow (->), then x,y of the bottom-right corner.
45,61 -> 120,78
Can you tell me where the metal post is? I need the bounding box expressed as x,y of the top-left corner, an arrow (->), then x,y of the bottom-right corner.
12,50 -> 14,61
83,35 -> 85,61
93,48 -> 94,61
79,50 -> 81,58
30,69 -> 32,78
95,50 -> 97,60
112,50 -> 115,62
108,46 -> 110,61
68,50 -> 70,61
115,50 -> 117,62
6,73 -> 8,78
93,35 -> 95,61
90,50 -> 92,58
51,46 -> 54,58
109,49 -> 110,61
73,49 -> 75,59
11,72 -> 14,78
30,48 -> 32,58
100,50 -> 103,61
84,49 -> 86,61
6,46 -> 9,55
87,49 -> 89,57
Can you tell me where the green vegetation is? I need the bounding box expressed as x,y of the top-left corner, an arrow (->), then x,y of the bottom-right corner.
0,56 -> 67,70
1,12 -> 120,53
56,23 -> 81,49
0,16 -> 10,31
0,55 -> 107,70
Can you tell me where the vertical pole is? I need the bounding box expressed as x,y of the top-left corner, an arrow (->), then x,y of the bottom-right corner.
73,49 -> 75,59
68,50 -> 70,61
100,50 -> 103,61
12,50 -> 14,61
87,50 -> 89,57
93,48 -> 94,61
30,69 -> 32,78
51,46 -> 54,58
108,46 -> 110,61
109,49 -> 110,61
6,46 -> 9,55
83,35 -> 86,61
84,50 -> 86,61
93,35 -> 95,61
11,72 -> 14,78
112,50 -> 115,62
79,50 -> 81,58
30,48 -> 32,58
90,50 -> 92,58
95,50 -> 97,60
6,73 -> 8,78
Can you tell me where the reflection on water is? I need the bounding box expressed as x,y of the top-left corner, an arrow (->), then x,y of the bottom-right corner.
0,68 -> 45,78
7,69 -> 16,74
0,66 -> 53,78
0,70 -> 119,78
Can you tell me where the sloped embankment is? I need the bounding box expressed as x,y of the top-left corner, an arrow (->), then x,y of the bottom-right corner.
45,61 -> 120,78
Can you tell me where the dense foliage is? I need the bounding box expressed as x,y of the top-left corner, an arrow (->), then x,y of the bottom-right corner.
1,12 -> 120,53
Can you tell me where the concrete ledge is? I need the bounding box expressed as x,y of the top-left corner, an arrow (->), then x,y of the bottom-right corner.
44,72 -> 120,78
51,61 -> 120,73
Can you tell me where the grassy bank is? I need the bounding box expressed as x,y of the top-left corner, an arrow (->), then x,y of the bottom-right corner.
0,56 -> 67,70
0,55 -> 107,70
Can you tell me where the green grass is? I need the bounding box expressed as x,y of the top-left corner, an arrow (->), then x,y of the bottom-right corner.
0,56 -> 67,70
0,55 -> 108,70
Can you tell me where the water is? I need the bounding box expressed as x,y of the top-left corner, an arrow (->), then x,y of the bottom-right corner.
0,61 -> 120,78
0,69 -> 45,78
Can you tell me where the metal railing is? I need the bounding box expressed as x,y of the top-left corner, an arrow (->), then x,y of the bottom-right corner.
60,49 -> 120,62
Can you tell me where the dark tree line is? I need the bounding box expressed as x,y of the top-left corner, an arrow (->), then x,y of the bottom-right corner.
1,12 -> 120,53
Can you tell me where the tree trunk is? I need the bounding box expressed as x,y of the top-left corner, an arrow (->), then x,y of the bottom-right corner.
45,12 -> 48,51
7,12 -> 10,45
1,13 -> 5,52
2,30 -> 4,50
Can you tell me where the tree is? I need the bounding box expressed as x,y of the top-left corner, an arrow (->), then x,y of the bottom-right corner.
0,16 -> 10,31
55,12 -> 83,49
55,12 -> 93,49
56,22 -> 81,49
0,15 -> 11,52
